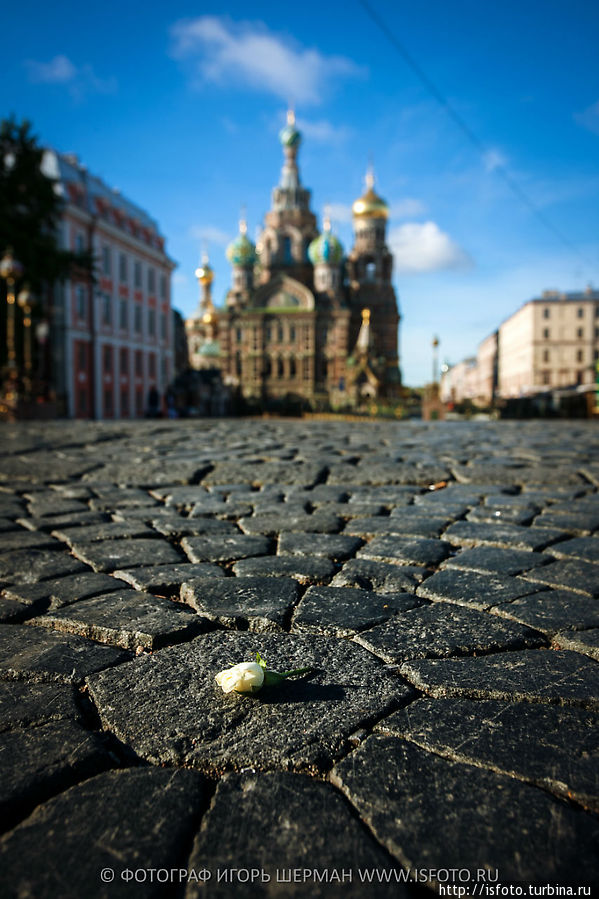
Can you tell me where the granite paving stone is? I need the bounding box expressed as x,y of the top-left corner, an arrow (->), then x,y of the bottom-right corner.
443,520 -> 566,551
547,535 -> 599,564
181,534 -> 271,563
0,769 -> 206,898
357,536 -> 452,567
232,554 -> 335,584
204,460 -> 326,486
0,529 -> 65,551
186,772 -> 405,898
181,576 -> 299,631
51,521 -> 156,546
69,537 -> 182,572
400,648 -> 599,708
2,571 -> 130,610
491,588 -> 599,634
553,628 -> 599,661
354,603 -> 543,663
0,624 -> 131,683
377,697 -> 599,811
0,597 -> 31,623
344,514 -> 450,539
292,586 -> 424,637
0,548 -> 87,587
521,558 -> 599,596
331,558 -> 428,592
26,589 -> 203,651
278,532 -> 363,560
532,510 -> 599,535
86,631 -> 412,773
0,719 -> 111,828
151,516 -> 239,538
442,544 -> 550,576
331,735 -> 599,884
239,510 -> 342,535
0,680 -> 81,731
17,511 -> 107,532
113,563 -> 224,594
416,567 -> 540,609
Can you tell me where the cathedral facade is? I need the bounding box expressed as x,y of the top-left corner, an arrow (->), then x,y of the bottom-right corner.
186,111 -> 401,409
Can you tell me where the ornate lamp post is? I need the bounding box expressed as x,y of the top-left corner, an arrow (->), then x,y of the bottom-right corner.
17,284 -> 33,396
0,248 -> 24,374
432,335 -> 440,386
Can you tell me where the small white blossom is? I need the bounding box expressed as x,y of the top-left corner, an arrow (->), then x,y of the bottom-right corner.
215,661 -> 265,694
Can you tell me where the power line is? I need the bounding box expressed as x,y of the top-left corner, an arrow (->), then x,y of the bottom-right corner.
359,0 -> 594,273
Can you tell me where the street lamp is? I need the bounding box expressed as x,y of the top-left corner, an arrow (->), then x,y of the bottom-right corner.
17,284 -> 33,396
0,248 -> 24,373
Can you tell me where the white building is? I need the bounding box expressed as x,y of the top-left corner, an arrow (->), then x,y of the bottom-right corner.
41,151 -> 176,419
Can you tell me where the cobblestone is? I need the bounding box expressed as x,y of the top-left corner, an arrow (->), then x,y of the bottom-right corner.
1,418 -> 598,892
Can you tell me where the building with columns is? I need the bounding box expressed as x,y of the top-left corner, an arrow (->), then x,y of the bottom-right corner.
186,111 -> 401,409
41,151 -> 175,419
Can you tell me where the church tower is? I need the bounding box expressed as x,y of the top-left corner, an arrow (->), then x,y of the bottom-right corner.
257,110 -> 318,286
347,168 -> 402,394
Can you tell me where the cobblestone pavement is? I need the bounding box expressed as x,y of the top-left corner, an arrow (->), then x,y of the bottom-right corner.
0,418 -> 598,897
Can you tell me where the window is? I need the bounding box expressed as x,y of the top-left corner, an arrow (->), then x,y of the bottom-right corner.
236,327 -> 243,343
577,307 -> 584,319
253,328 -> 260,351
76,286 -> 86,319
148,354 -> 156,378
283,236 -> 292,263
134,305 -> 142,334
120,348 -> 128,375
119,253 -> 127,283
135,351 -> 143,377
104,389 -> 113,416
264,357 -> 272,377
543,328 -> 550,339
102,246 -> 111,276
277,323 -> 284,343
543,349 -> 550,363
577,349 -> 583,363
289,357 -> 296,378
277,357 -> 284,378
595,327 -> 599,339
265,324 -> 272,342
160,313 -> 167,341
119,299 -> 128,331
148,268 -> 156,294
121,390 -> 129,416
289,325 -> 296,342
543,307 -> 550,319
134,261 -> 142,289
148,308 -> 156,337
160,274 -> 167,300
235,352 -> 242,376
577,328 -> 584,339
542,371 -> 551,385
365,262 -> 376,282
75,232 -> 85,253
102,294 -> 112,326
77,342 -> 87,371
103,346 -> 113,374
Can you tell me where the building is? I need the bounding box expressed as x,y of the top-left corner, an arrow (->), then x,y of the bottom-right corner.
186,111 -> 401,409
41,151 -> 175,419
441,287 -> 599,410
497,287 -> 599,398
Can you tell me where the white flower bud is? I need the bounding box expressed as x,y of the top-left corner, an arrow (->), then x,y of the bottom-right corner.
215,661 -> 265,694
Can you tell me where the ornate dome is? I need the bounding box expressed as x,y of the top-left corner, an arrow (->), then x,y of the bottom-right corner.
195,256 -> 214,285
279,109 -> 301,150
352,169 -> 389,220
226,220 -> 257,267
308,217 -> 343,265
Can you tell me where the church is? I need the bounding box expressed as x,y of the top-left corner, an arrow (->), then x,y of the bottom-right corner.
186,111 -> 401,410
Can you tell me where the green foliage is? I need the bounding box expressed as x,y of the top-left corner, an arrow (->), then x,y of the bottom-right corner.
0,116 -> 93,291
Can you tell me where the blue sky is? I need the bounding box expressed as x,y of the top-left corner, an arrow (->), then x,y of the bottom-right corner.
3,0 -> 599,385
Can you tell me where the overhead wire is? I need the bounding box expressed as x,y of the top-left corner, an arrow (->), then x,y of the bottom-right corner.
359,0 -> 595,274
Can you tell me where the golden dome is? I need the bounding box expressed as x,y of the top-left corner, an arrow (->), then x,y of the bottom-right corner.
195,253 -> 214,285
352,170 -> 389,220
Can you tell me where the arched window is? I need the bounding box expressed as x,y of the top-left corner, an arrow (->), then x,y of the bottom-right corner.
283,237 -> 292,263
264,357 -> 272,377
235,352 -> 242,377
365,262 -> 376,282
277,322 -> 284,342
289,357 -> 296,378
277,357 -> 284,378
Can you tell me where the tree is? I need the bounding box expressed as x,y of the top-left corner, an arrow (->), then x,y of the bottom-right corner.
0,116 -> 93,290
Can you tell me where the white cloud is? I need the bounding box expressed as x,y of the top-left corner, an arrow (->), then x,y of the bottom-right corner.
189,225 -> 231,247
169,16 -> 366,105
391,197 -> 427,218
296,118 -> 352,143
483,148 -> 508,172
389,221 -> 472,274
327,203 -> 353,224
574,99 -> 599,136
24,55 -> 117,99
